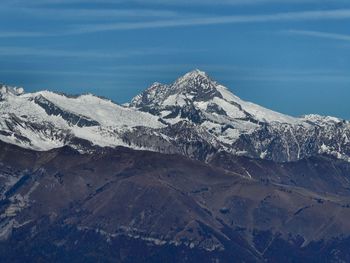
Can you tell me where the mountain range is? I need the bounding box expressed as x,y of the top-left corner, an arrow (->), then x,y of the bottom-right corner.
1,70 -> 350,262
1,69 -> 349,163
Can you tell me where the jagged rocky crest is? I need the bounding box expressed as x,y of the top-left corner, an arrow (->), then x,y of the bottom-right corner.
0,70 -> 349,162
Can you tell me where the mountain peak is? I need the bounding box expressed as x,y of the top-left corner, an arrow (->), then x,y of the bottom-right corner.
0,84 -> 24,97
174,69 -> 212,86
130,70 -> 302,126
171,69 -> 220,98
180,69 -> 208,79
130,69 -> 222,109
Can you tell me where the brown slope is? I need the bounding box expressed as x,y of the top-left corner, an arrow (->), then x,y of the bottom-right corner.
1,141 -> 350,262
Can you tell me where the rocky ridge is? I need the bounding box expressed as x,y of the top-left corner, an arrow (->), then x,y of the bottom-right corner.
1,71 -> 349,163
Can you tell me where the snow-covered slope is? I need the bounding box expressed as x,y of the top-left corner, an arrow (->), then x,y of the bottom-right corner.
0,85 -> 163,151
31,91 -> 161,128
1,70 -> 350,163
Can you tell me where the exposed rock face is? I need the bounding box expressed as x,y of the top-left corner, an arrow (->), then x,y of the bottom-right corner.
130,69 -> 350,163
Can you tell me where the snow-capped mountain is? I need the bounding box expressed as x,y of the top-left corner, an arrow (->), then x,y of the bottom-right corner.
130,69 -> 350,162
131,69 -> 298,124
0,84 -> 163,151
1,70 -> 349,162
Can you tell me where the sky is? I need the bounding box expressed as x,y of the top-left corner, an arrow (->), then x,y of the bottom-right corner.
0,0 -> 349,119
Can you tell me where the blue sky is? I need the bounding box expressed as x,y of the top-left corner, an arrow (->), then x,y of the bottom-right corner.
1,0 -> 349,119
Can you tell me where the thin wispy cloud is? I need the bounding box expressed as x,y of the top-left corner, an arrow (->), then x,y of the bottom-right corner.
0,69 -> 117,77
0,32 -> 50,38
230,67 -> 350,82
67,9 -> 350,34
100,64 -> 350,82
0,46 -> 200,58
116,0 -> 349,6
1,8 -> 350,37
5,0 -> 348,7
4,65 -> 349,83
8,7 -> 182,20
285,30 -> 350,42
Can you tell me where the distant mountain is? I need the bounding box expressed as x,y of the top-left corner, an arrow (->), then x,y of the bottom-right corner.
1,70 -> 349,163
129,69 -> 350,162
